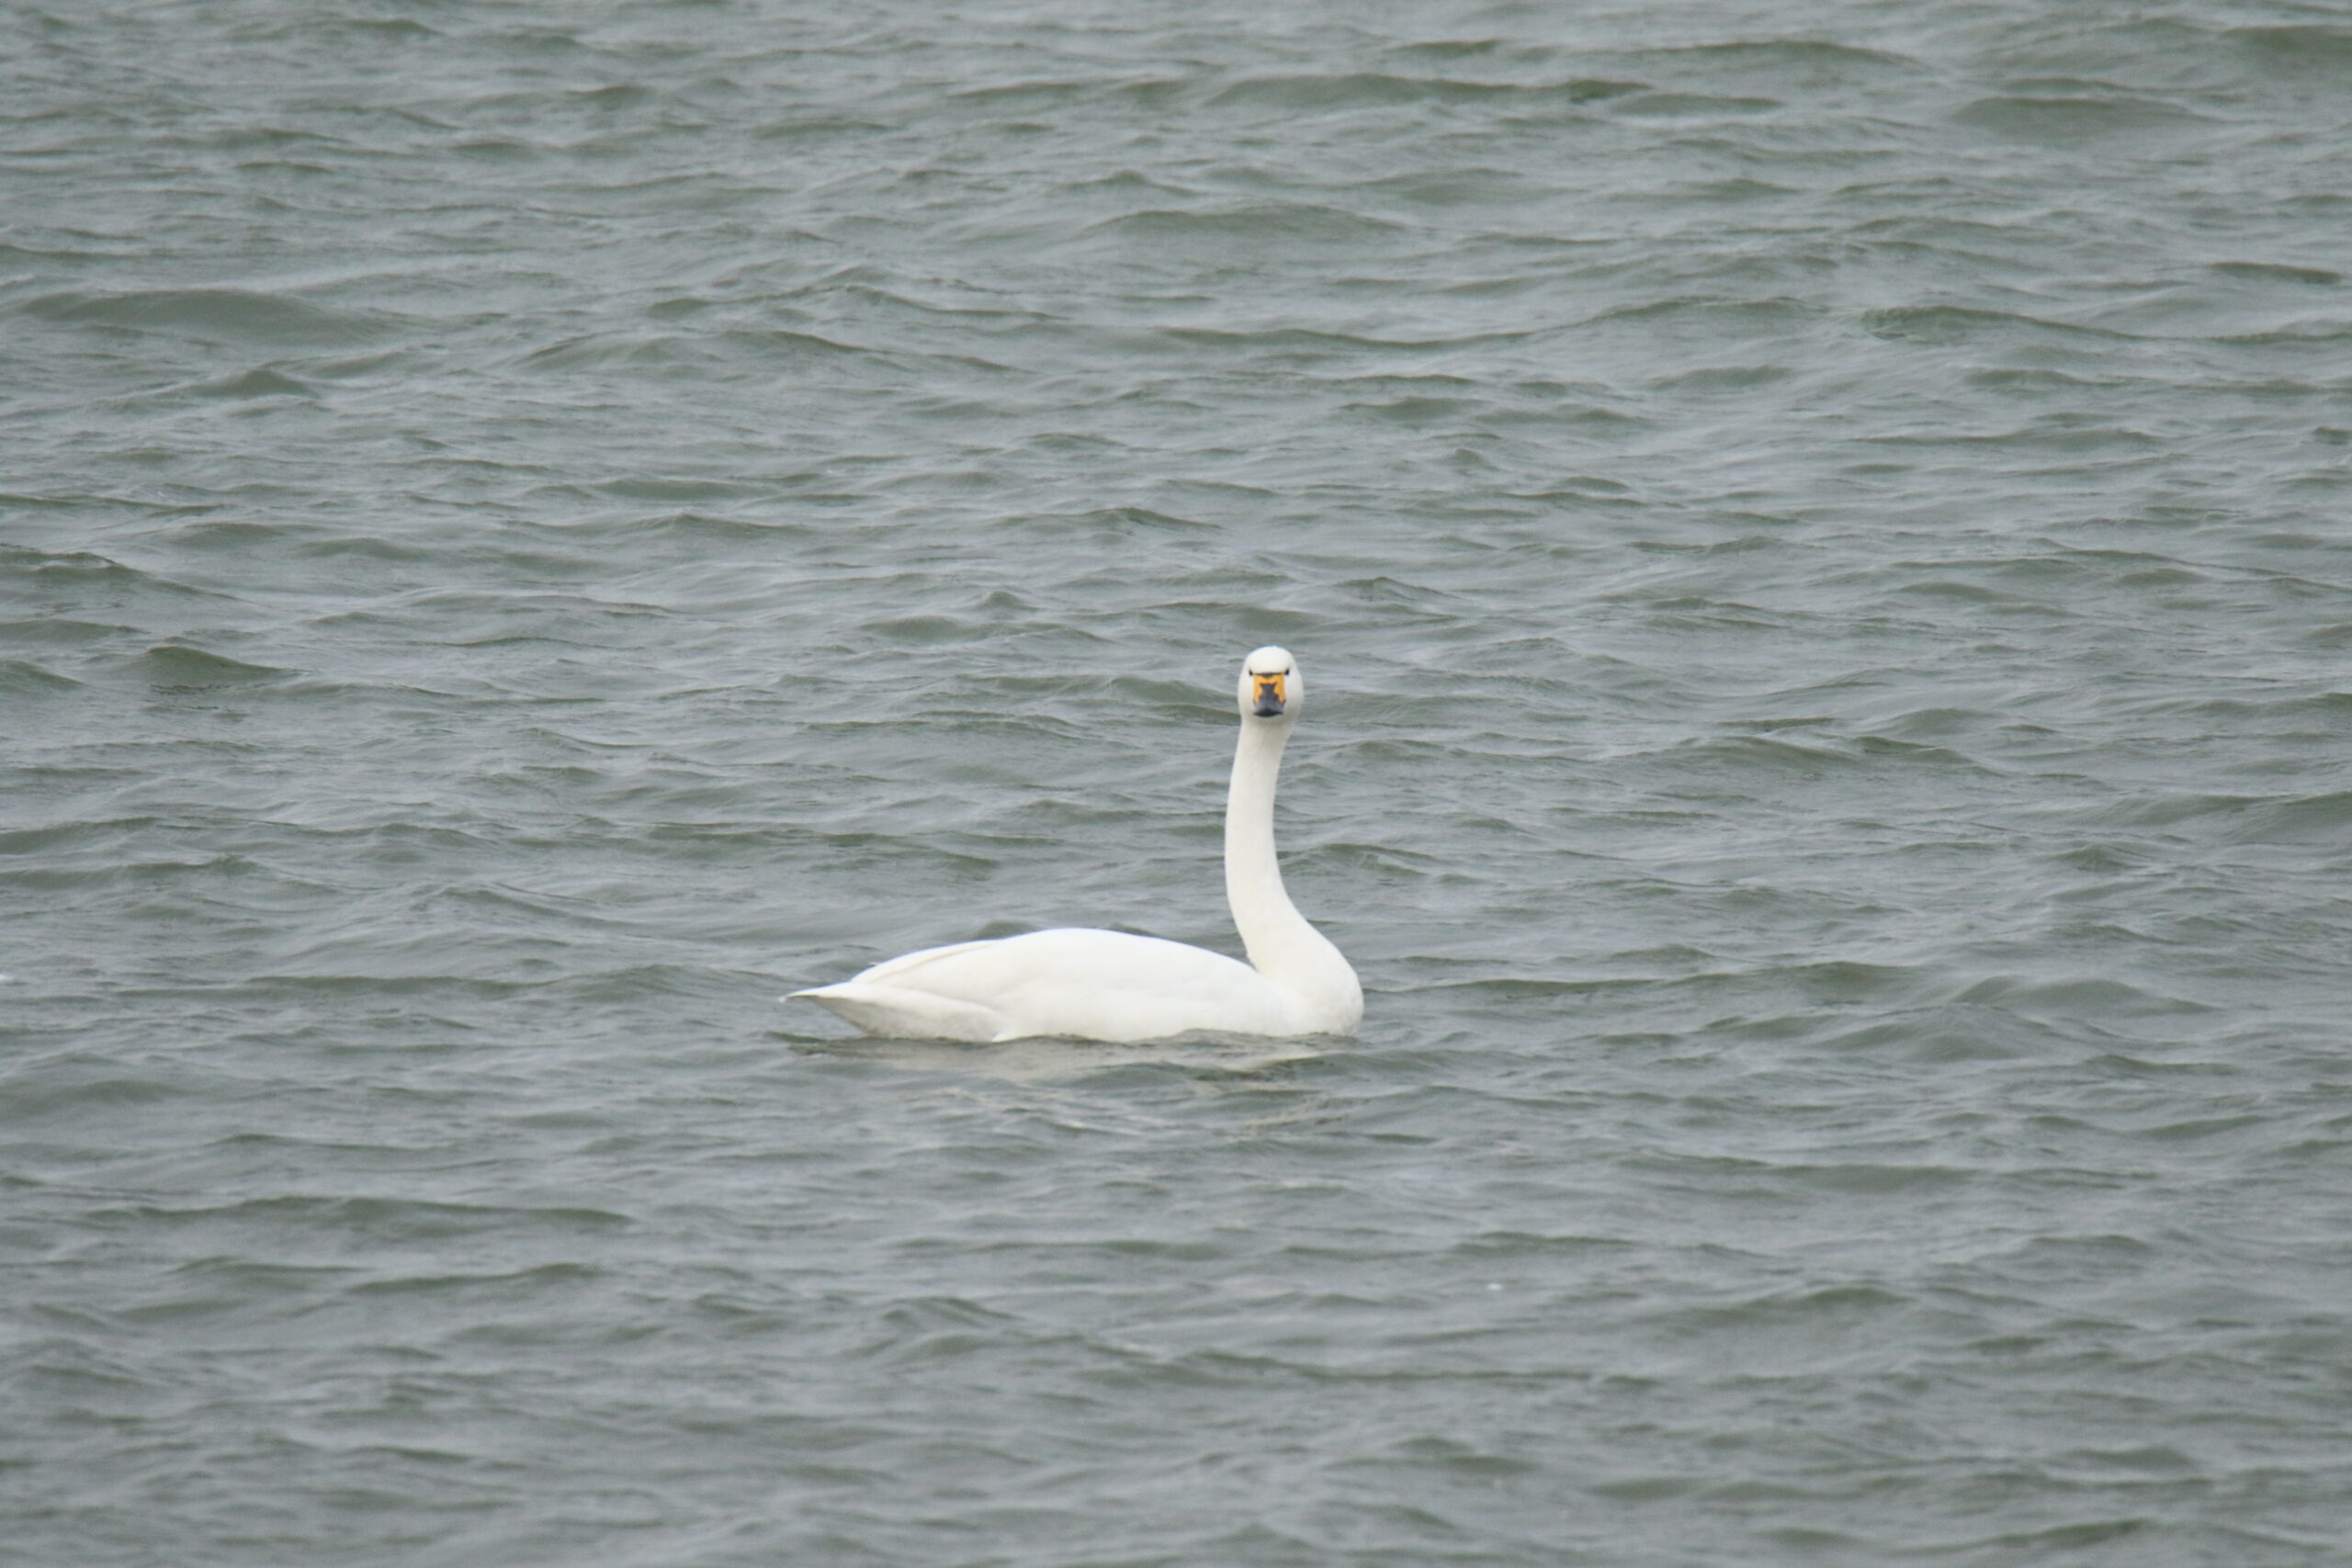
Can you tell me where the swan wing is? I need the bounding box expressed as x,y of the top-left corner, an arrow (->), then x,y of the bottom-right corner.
850,937 -> 1019,987
792,928 -> 1299,1043
788,980 -> 1010,1043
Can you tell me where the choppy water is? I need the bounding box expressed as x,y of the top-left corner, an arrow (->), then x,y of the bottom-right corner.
7,1 -> 2352,1562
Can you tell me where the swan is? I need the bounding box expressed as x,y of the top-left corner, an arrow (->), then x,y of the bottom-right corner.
788,647 -> 1362,1043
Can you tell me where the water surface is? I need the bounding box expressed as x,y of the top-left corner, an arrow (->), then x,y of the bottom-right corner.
6,1 -> 2352,1563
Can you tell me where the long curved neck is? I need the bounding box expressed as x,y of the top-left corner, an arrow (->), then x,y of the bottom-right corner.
1225,720 -> 1355,1010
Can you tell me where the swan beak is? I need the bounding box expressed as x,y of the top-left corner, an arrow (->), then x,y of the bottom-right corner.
1251,672 -> 1286,717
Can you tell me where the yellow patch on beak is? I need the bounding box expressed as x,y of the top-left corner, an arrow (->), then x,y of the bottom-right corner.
1252,672 -> 1286,714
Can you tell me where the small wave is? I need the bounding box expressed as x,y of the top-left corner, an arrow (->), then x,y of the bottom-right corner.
1654,363 -> 1795,391
1082,203 -> 1411,245
590,475 -> 768,502
948,76 -> 1125,108
169,520 -> 310,555
1778,1161 -> 1975,1194
1951,973 -> 2211,1018
1952,93 -> 2213,143
348,1261 -> 602,1297
168,367 -> 319,401
0,817 -> 159,855
2208,260 -> 2340,287
1349,394 -> 1486,426
137,645 -> 292,689
1205,72 -> 1456,111
1921,1518 -> 2151,1554
97,1193 -> 632,1238
0,615 -> 121,649
1029,505 -> 1218,536
1582,294 -> 1818,331
2227,24 -> 2352,70
2,544 -> 185,593
1861,304 -> 2131,344
1213,71 -> 1651,115
1622,38 -> 1927,75
0,658 -> 80,694
515,332 -> 707,372
1350,166 -> 1560,209
2222,789 -> 2352,845
0,1072 -> 195,1122
1611,92 -> 1783,118
19,288 -> 391,346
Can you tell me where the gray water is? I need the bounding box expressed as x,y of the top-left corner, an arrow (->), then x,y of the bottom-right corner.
6,1 -> 2352,1563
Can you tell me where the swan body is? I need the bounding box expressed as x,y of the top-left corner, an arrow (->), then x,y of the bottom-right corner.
789,647 -> 1362,1043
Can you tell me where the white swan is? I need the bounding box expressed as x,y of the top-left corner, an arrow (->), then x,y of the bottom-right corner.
788,647 -> 1362,1043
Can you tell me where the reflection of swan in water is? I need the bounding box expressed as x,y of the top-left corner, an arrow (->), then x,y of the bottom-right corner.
790,1033 -> 1329,1085
789,647 -> 1362,1043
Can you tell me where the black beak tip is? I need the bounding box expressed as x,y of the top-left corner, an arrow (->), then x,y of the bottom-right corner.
1251,697 -> 1284,717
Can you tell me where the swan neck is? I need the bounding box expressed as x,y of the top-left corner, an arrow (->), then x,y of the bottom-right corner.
1207,708 -> 1362,1035
1224,720 -> 1348,997
1226,721 -> 1292,950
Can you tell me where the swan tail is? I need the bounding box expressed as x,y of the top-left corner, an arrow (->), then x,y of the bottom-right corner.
787,983 -> 1011,1043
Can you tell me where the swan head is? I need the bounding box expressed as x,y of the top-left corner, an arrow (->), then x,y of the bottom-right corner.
1238,646 -> 1300,723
